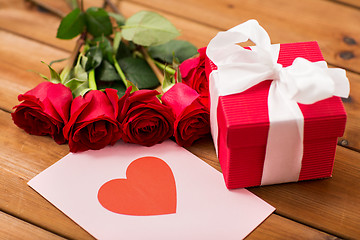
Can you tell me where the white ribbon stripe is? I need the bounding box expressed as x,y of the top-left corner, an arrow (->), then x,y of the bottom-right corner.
206,19 -> 350,185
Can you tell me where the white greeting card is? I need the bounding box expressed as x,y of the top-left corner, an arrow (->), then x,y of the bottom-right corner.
28,140 -> 274,239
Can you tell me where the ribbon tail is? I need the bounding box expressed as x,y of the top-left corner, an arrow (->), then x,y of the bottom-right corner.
209,70 -> 221,155
261,81 -> 304,185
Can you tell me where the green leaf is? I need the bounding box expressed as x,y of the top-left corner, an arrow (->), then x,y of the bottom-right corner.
108,12 -> 125,26
56,8 -> 85,39
95,60 -> 121,82
107,81 -> 127,98
63,55 -> 89,97
116,41 -> 132,59
41,61 -> 61,83
80,88 -> 92,97
148,40 -> 198,63
122,11 -> 180,47
118,57 -> 160,89
64,77 -> 89,97
99,37 -> 114,63
59,65 -> 72,83
73,58 -> 88,81
126,80 -> 139,93
39,73 -> 50,81
85,46 -> 103,71
85,7 -> 113,38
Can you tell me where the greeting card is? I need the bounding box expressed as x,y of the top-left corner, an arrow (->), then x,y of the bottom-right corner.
28,140 -> 274,239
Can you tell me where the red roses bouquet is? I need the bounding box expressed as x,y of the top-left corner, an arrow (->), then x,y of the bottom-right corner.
12,2 -> 210,152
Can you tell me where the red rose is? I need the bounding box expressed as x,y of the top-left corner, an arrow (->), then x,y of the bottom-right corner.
162,83 -> 210,147
12,82 -> 72,144
179,47 -> 209,110
63,89 -> 121,152
118,87 -> 175,147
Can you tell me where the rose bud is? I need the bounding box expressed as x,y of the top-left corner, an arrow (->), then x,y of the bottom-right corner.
63,89 -> 121,152
179,47 -> 209,111
162,83 -> 210,147
12,82 -> 72,144
118,87 -> 175,147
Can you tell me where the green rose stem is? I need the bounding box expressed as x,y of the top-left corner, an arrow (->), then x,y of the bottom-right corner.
79,0 -> 84,12
113,55 -> 129,87
88,69 -> 97,90
139,46 -> 164,94
153,60 -> 176,75
60,33 -> 86,83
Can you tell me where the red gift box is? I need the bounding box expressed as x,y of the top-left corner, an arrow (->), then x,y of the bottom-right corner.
206,41 -> 347,189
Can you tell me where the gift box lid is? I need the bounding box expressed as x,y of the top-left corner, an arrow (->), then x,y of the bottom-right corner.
206,41 -> 347,149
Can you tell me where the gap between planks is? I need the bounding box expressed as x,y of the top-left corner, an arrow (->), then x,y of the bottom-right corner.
0,210 -> 67,240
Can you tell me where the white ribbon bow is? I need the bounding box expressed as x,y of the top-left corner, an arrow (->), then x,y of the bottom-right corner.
206,20 -> 349,185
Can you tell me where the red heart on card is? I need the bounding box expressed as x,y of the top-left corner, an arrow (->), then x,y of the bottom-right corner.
97,156 -> 177,216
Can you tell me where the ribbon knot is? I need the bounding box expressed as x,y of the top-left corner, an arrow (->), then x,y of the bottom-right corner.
271,62 -> 283,81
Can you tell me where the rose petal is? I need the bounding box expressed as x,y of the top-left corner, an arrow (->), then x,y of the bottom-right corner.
162,83 -> 200,117
179,57 -> 200,79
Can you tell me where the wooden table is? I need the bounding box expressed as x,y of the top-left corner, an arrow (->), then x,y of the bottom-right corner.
1,0 -> 359,239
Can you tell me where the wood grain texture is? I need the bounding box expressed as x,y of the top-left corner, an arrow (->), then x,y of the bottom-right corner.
0,0 -> 25,9
331,0 -> 360,8
0,30 -> 69,112
0,168 -> 93,240
0,9 -> 74,52
247,214 -> 339,240
339,71 -> 360,151
249,146 -> 360,239
0,110 -> 93,239
0,110 -> 339,240
124,0 -> 360,73
0,211 -> 66,240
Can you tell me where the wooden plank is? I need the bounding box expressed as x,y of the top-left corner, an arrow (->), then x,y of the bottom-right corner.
2,0 -> 359,72
331,0 -> 360,8
123,0 -> 360,74
339,71 -> 360,150
0,0 -> 26,9
247,214 -> 339,240
0,112 -> 93,239
0,30 -> 69,112
0,166 -> 93,240
0,211 -> 66,240
0,9 -> 74,52
188,136 -> 360,239
0,111 -> 69,179
249,145 -> 360,239
0,109 -> 340,239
